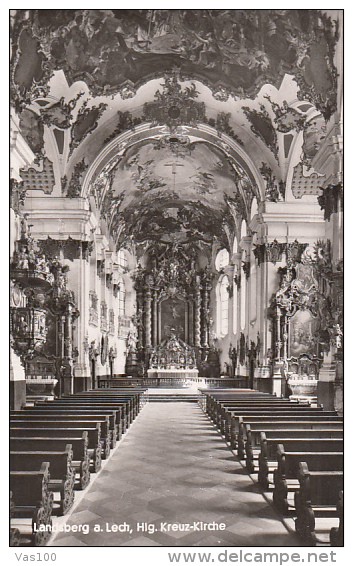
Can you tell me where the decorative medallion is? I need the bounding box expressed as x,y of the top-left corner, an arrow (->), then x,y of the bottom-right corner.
143,73 -> 205,132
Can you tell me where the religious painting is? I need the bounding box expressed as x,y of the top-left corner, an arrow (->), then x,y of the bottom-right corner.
288,309 -> 319,358
160,297 -> 186,342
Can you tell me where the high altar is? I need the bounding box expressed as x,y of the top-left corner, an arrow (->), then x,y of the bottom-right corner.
127,242 -> 217,378
147,329 -> 198,379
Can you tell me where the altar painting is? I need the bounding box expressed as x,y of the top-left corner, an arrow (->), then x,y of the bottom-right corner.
289,309 -> 318,358
160,297 -> 186,342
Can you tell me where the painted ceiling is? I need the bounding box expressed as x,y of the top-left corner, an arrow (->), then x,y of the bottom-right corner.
11,9 -> 338,117
100,138 -> 254,247
11,9 -> 341,254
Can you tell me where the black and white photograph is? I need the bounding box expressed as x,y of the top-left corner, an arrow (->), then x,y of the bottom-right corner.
9,6 -> 344,559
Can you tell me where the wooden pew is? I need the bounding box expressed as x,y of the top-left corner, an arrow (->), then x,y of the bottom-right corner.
10,444 -> 75,515
35,400 -> 129,433
73,390 -> 145,418
330,491 -> 343,546
10,432 -> 91,490
245,426 -> 343,476
10,462 -> 53,547
228,409 -> 338,449
35,400 -> 128,433
10,418 -> 111,459
61,393 -> 138,424
12,409 -> 120,445
53,391 -> 143,418
234,415 -> 342,444
239,420 -> 343,460
208,397 -> 296,426
273,444 -> 343,514
200,390 -> 273,412
10,492 -> 20,546
258,433 -> 343,490
216,400 -> 308,433
211,399 -> 311,429
295,462 -> 343,545
10,425 -> 102,473
86,387 -> 148,410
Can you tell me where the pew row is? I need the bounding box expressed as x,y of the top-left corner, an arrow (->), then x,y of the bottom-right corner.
294,462 -> 343,545
10,425 -> 102,473
273,444 -> 343,515
10,418 -> 112,459
228,410 -> 339,449
10,433 -> 91,490
258,433 -> 343,491
11,409 -> 120,446
242,423 -> 343,466
10,462 -> 53,547
10,444 -> 75,515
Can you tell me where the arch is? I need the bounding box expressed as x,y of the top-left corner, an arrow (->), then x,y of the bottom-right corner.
81,122 -> 264,203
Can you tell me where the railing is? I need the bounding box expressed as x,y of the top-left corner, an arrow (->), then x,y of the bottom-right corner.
97,376 -> 249,389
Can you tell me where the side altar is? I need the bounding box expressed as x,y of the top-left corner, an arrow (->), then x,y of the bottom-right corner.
147,330 -> 198,379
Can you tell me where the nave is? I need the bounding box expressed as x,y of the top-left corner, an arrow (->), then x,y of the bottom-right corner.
49,399 -> 300,547
10,9 -> 343,552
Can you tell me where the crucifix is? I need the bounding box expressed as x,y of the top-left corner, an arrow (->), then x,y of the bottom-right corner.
164,161 -> 184,188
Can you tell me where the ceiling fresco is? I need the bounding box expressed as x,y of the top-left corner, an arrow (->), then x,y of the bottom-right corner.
99,138 -> 254,248
11,10 -> 338,117
10,9 -> 341,258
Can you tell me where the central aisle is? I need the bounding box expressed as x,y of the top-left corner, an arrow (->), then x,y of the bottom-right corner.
50,402 -> 300,547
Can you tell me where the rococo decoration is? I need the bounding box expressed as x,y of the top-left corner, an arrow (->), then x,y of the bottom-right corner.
11,10 -> 338,118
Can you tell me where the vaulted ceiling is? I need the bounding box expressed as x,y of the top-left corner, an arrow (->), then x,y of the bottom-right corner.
11,9 -> 340,254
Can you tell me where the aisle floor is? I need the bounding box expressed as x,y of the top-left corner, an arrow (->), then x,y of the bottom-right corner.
49,402 -> 301,547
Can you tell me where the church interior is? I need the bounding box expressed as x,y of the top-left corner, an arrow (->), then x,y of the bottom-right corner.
10,10 -> 343,549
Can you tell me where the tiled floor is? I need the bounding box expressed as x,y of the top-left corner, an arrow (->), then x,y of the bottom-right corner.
49,402 -> 301,547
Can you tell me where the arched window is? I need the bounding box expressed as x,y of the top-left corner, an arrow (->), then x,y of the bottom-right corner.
215,248 -> 229,271
117,249 -> 128,269
118,279 -> 126,317
218,275 -> 229,337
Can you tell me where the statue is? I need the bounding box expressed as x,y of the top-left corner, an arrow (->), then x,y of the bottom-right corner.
17,246 -> 28,269
17,315 -> 28,336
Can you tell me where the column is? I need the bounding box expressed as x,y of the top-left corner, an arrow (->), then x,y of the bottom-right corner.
194,277 -> 201,348
64,307 -> 72,359
58,315 -> 65,359
74,245 -> 90,390
152,289 -> 158,346
145,288 -> 152,349
202,283 -> 211,348
136,290 -> 144,347
188,298 -> 194,346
